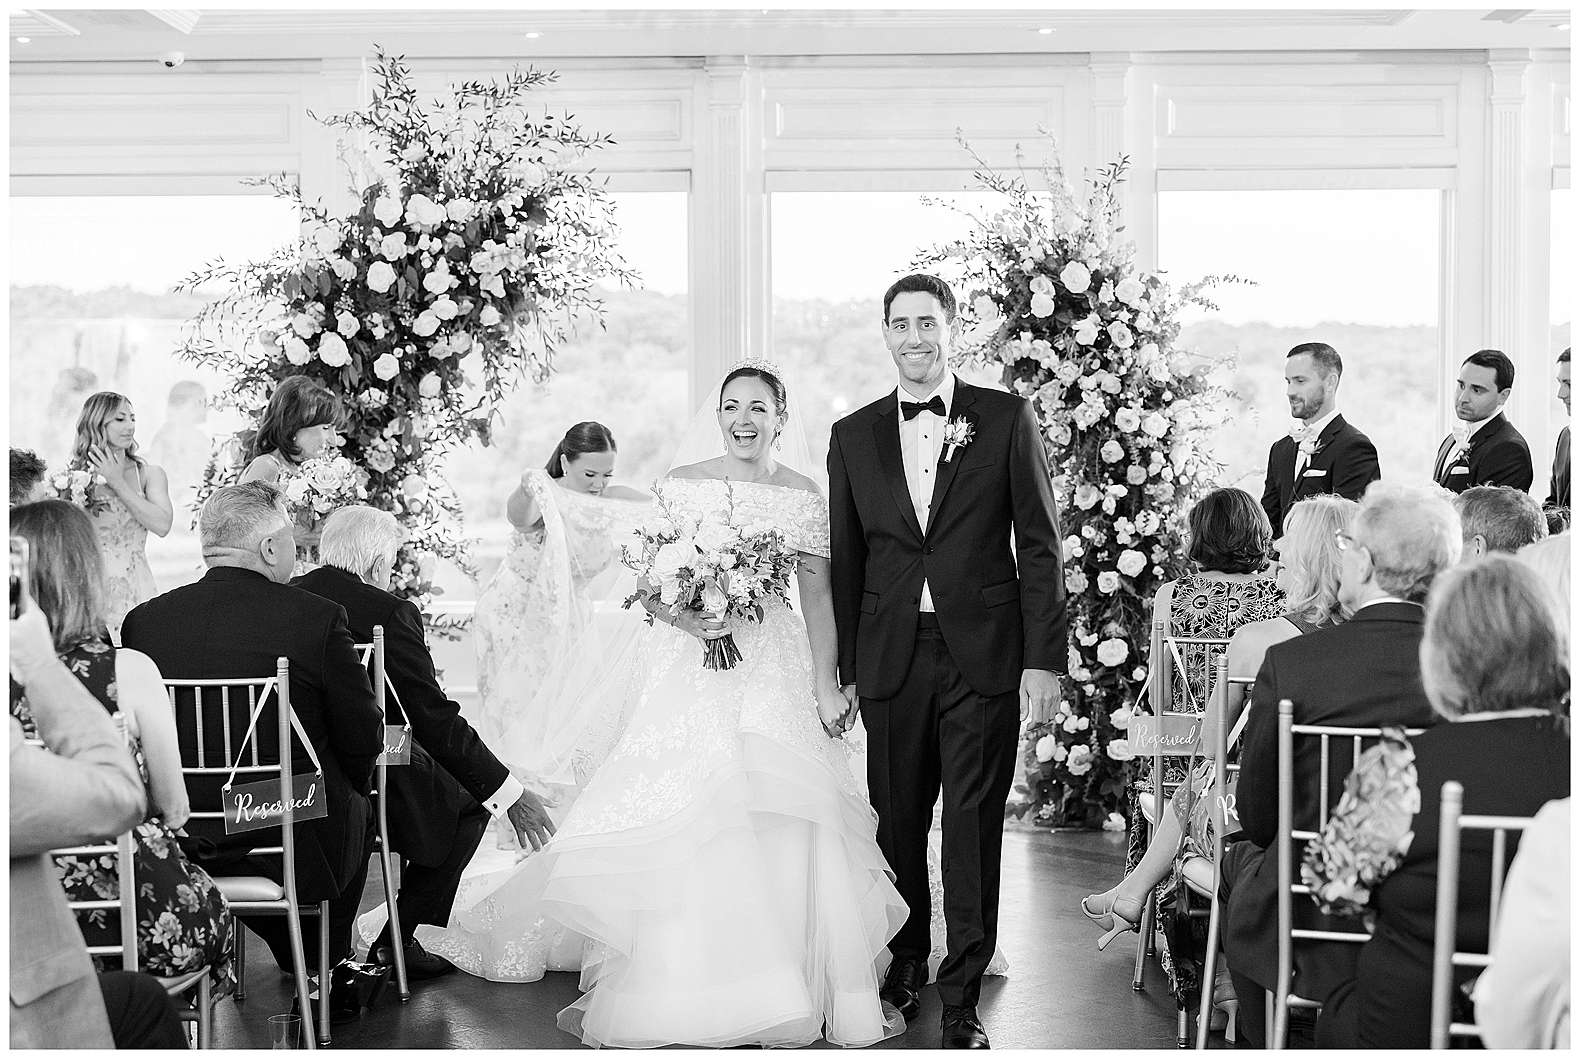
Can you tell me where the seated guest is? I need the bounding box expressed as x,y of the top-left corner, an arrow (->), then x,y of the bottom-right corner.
1084,495 -> 1355,945
1476,797 -> 1571,1050
292,506 -> 555,979
1305,556 -> 1570,1048
1433,349 -> 1534,494
10,501 -> 233,996
1453,484 -> 1547,559
120,482 -> 385,1018
10,598 -> 185,1049
1220,480 -> 1456,1047
1518,532 -> 1571,603
9,447 -> 47,506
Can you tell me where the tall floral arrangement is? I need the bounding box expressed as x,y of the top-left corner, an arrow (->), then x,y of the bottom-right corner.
917,140 -> 1239,827
178,52 -> 632,628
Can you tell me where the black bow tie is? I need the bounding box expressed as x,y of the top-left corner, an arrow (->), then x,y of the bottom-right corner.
901,395 -> 946,421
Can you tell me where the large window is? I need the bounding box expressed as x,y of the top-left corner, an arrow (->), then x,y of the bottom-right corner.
770,191 -> 1003,473
1552,187 -> 1572,349
1157,188 -> 1443,492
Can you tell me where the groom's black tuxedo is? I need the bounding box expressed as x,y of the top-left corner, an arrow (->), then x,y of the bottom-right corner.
1260,414 -> 1380,539
828,377 -> 1066,1010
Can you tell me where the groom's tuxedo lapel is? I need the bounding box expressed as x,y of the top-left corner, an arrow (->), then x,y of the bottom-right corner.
870,391 -> 925,542
926,382 -> 979,524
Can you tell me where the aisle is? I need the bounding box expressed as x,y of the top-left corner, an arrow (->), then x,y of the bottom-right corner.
207,828 -> 1182,1049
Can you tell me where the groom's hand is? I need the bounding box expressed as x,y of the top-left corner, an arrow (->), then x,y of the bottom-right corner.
507,789 -> 557,852
1020,669 -> 1060,725
839,684 -> 861,734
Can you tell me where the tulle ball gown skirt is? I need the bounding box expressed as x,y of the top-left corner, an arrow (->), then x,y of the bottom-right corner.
423,607 -> 908,1048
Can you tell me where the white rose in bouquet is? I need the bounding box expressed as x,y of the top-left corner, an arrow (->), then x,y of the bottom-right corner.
1074,317 -> 1100,345
418,373 -> 443,398
428,336 -> 455,360
1142,411 -> 1170,438
1105,739 -> 1135,762
291,312 -> 320,339
316,332 -> 351,367
1114,276 -> 1146,307
367,446 -> 397,474
380,232 -> 409,260
423,263 -> 455,295
1126,464 -> 1149,485
445,198 -> 476,224
1066,744 -> 1094,776
374,194 -> 404,228
972,294 -> 1000,322
694,521 -> 738,556
1109,707 -> 1132,730
652,540 -> 695,585
1059,261 -> 1092,293
412,311 -> 441,338
1074,483 -> 1102,510
404,193 -> 448,228
1034,735 -> 1058,763
1100,440 -> 1125,464
1029,274 -> 1055,296
283,477 -> 312,508
401,473 -> 429,503
311,224 -> 341,256
1116,549 -> 1147,577
1096,570 -> 1121,595
282,335 -> 313,365
372,353 -> 401,381
478,304 -> 503,327
1107,321 -> 1134,348
1098,281 -> 1114,305
1062,714 -> 1082,734
400,143 -> 428,163
335,311 -> 360,339
1066,569 -> 1089,594
1029,292 -> 1056,318
1113,407 -> 1141,434
430,295 -> 459,321
366,261 -> 398,294
1098,372 -> 1123,395
1096,638 -> 1129,667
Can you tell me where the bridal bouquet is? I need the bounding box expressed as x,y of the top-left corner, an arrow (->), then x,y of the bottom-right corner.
49,467 -> 110,515
281,454 -> 370,522
621,485 -> 801,671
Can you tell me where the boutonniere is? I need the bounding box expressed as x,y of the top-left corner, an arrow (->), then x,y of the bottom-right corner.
1298,437 -> 1326,459
941,416 -> 976,464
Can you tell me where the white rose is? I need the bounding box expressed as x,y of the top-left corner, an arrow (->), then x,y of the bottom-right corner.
1107,321 -> 1134,348
430,296 -> 459,321
1114,407 -> 1141,433
1059,261 -> 1092,293
1062,714 -> 1082,734
446,198 -> 476,223
1097,571 -> 1121,595
1142,411 -> 1169,438
283,478 -> 312,506
1127,464 -> 1148,485
1029,292 -> 1056,318
653,541 -> 695,582
1096,638 -> 1130,667
282,335 -> 312,365
1066,745 -> 1094,776
366,261 -> 398,294
380,232 -> 408,260
423,263 -> 454,295
1106,738 -> 1135,762
1098,281 -> 1115,305
1116,549 -> 1147,578
1065,569 -> 1089,594
1029,274 -> 1055,296
1074,317 -> 1100,345
404,193 -> 447,228
373,194 -> 404,228
334,311 -> 360,339
479,304 -> 503,327
401,473 -> 428,503
1034,735 -> 1058,763
1100,439 -> 1125,464
372,353 -> 400,381
1053,742 -> 1069,762
418,372 -> 442,398
1115,276 -> 1145,307
427,336 -> 455,360
316,332 -> 351,367
1109,708 -> 1132,731
1074,483 -> 1102,510
290,312 -> 319,339
973,294 -> 1000,321
412,311 -> 441,338
400,143 -> 428,164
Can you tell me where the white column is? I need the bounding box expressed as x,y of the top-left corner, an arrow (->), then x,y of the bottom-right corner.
299,57 -> 368,219
1089,52 -> 1135,225
689,56 -> 761,409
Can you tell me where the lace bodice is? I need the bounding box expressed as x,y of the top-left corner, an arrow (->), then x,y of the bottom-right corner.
654,477 -> 830,558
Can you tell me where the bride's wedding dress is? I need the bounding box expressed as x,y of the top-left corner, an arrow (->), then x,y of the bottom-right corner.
421,478 -> 908,1048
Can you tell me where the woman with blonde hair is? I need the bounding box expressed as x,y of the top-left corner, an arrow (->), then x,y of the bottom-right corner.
62,392 -> 173,641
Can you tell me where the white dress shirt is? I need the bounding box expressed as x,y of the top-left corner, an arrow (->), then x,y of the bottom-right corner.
484,775 -> 525,820
897,372 -> 956,613
1292,407 -> 1341,479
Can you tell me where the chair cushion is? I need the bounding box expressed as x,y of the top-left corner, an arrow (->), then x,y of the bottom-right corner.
214,875 -> 286,902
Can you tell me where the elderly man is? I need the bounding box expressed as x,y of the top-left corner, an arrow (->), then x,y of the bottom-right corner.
1220,480 -> 1456,1047
292,506 -> 555,979
11,599 -> 186,1048
121,482 -> 385,1018
1454,485 -> 1547,559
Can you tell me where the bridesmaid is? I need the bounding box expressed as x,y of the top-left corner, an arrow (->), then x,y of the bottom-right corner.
238,376 -> 344,557
67,392 -> 173,642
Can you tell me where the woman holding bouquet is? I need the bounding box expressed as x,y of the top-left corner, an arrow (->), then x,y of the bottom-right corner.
472,422 -> 651,835
422,365 -> 908,1049
60,392 -> 173,642
239,375 -> 345,560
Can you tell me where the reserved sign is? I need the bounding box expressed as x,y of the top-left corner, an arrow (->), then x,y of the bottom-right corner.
377,724 -> 412,766
222,772 -> 329,834
1127,713 -> 1203,755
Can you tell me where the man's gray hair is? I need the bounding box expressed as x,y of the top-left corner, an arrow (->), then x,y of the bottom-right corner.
199,482 -> 289,550
1454,486 -> 1547,554
318,505 -> 404,575
1352,481 -> 1462,603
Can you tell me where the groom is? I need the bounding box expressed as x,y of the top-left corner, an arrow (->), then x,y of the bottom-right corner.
828,273 -> 1068,1049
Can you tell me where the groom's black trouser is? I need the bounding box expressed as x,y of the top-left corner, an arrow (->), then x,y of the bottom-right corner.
392,798 -> 490,936
862,615 -> 1021,1009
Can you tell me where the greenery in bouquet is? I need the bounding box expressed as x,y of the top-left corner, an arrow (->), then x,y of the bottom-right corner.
621,483 -> 802,671
177,50 -> 633,631
916,137 -> 1241,828
49,467 -> 111,516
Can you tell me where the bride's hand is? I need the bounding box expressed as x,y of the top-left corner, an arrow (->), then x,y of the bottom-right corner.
672,608 -> 728,641
816,685 -> 851,738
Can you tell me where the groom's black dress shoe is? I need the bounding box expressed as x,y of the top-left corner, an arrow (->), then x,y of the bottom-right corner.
372,937 -> 458,981
879,957 -> 927,1022
291,962 -> 391,1025
941,1005 -> 990,1049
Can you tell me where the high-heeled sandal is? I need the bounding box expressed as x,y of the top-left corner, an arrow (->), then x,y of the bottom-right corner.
1210,969 -> 1239,1042
1079,892 -> 1144,952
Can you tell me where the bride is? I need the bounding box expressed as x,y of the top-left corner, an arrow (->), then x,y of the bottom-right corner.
421,361 -> 908,1048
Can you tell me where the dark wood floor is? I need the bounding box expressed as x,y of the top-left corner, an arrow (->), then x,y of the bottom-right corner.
207,828 -> 1190,1049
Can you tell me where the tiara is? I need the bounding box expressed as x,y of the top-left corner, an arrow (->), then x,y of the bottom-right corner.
726,357 -> 785,383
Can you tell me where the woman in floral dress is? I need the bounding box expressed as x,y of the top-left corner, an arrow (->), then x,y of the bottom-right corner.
60,392 -> 172,642
10,501 -> 233,995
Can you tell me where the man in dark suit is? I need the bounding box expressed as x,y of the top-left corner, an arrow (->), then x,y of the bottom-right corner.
1546,347 -> 1570,515
1432,349 -> 1534,494
1260,342 -> 1380,540
292,505 -> 555,979
829,274 -> 1067,1049
1220,481 -> 1457,1046
121,482 -> 384,1000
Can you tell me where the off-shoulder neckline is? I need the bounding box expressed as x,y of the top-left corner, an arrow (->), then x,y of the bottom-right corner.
658,475 -> 823,499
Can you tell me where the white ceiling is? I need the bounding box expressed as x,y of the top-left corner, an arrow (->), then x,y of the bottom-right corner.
7,8 -> 1571,63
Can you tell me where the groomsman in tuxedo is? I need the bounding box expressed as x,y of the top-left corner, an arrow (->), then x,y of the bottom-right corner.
1546,348 -> 1570,513
1260,342 -> 1380,541
292,506 -> 555,979
1221,481 -> 1454,1046
829,273 -> 1067,1049
1432,349 -> 1533,494
121,482 -> 384,1011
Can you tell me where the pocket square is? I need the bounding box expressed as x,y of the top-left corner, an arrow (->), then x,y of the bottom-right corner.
1302,468 -> 1328,478
1448,465 -> 1469,476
